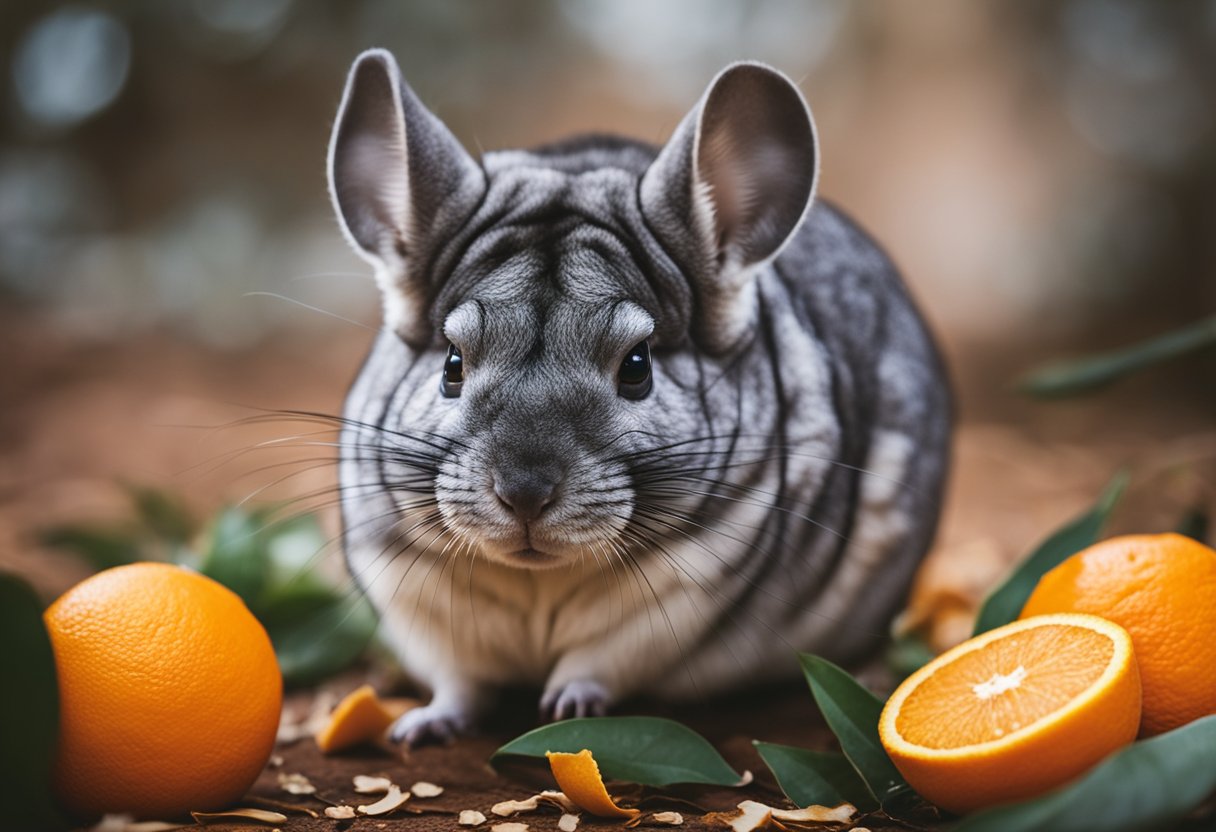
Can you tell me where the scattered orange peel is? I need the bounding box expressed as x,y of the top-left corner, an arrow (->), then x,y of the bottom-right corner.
314,684 -> 414,753
545,749 -> 640,819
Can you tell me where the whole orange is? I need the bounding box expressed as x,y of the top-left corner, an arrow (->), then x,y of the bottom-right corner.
44,562 -> 282,818
1020,533 -> 1216,736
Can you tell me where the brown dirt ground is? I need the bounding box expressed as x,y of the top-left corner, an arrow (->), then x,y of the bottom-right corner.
251,679 -> 924,832
2,308 -> 1214,832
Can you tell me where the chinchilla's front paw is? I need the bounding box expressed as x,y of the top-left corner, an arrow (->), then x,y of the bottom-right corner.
389,701 -> 477,747
540,679 -> 611,721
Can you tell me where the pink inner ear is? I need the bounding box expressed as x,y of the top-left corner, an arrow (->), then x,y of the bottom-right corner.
692,65 -> 817,266
345,131 -> 410,247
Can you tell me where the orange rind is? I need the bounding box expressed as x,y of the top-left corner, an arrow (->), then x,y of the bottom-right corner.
315,684 -> 414,753
545,749 -> 640,819
879,613 -> 1141,814
1021,533 -> 1216,736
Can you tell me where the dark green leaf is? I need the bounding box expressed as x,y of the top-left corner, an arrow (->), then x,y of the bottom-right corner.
124,483 -> 195,543
885,632 -> 935,682
798,654 -> 915,811
263,513 -> 331,588
254,581 -> 343,629
1175,507 -> 1209,545
753,741 -> 876,811
972,472 -> 1127,636
953,715 -> 1216,832
267,594 -> 377,686
39,526 -> 142,571
1018,315 -> 1216,398
492,716 -> 743,787
200,508 -> 270,604
0,573 -> 68,831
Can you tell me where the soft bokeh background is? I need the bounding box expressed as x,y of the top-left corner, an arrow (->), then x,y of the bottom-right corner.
2,0 -> 1214,649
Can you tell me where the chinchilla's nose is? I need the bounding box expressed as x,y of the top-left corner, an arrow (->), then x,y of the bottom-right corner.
493,468 -> 559,522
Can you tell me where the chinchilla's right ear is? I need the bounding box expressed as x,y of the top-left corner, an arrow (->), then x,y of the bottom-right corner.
640,63 -> 818,353
328,49 -> 485,346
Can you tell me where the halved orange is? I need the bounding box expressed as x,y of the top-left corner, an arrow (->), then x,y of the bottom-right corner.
878,613 -> 1141,815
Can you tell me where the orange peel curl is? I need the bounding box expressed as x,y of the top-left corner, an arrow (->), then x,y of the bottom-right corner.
545,749 -> 640,819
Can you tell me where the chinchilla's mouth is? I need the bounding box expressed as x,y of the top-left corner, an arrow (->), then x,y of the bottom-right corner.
507,546 -> 561,565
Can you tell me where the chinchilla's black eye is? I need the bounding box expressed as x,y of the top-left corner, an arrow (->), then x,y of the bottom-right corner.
617,341 -> 652,399
440,344 -> 463,397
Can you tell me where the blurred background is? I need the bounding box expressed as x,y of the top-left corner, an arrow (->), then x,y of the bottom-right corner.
2,0 -> 1214,652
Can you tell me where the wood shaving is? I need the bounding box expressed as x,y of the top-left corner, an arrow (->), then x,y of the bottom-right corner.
247,796 -> 319,817
491,824 -> 529,832
558,813 -> 580,832
770,804 -> 856,824
191,808 -> 288,824
538,791 -> 578,813
459,810 -> 488,826
324,806 -> 357,819
268,754 -> 284,768
410,780 -> 444,798
492,796 -> 541,816
87,815 -> 184,832
652,812 -> 684,825
277,772 -> 316,795
735,770 -> 754,786
712,801 -> 855,831
723,801 -> 772,832
353,774 -> 395,794
493,790 -> 578,817
276,691 -> 337,745
357,784 -> 410,816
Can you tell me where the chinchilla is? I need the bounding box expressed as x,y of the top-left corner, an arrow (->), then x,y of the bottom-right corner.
328,49 -> 950,745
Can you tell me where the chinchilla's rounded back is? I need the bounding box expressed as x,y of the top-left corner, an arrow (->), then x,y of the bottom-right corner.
329,50 -> 950,744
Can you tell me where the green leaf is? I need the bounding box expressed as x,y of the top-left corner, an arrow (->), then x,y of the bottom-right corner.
124,483 -> 195,543
492,716 -> 743,787
266,594 -> 378,686
0,573 -> 68,831
885,632 -> 935,682
798,654 -> 915,811
1018,315 -> 1216,398
753,741 -> 876,811
263,513 -> 330,586
1175,507 -> 1209,545
952,715 -> 1216,832
972,472 -> 1127,636
39,526 -> 143,571
200,507 -> 270,604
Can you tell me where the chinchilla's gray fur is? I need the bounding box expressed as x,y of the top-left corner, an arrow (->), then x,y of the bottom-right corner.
328,49 -> 950,744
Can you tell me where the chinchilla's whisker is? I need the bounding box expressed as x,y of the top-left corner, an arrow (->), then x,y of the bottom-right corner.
616,540 -> 703,702
400,523 -> 458,648
242,290 -> 376,331
287,270 -> 374,283
627,506 -> 807,610
630,506 -> 809,608
621,520 -> 800,659
639,480 -> 849,542
619,524 -> 762,684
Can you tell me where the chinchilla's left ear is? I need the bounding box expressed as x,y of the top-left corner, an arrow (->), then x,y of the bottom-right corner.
640,62 -> 818,352
328,48 -> 485,346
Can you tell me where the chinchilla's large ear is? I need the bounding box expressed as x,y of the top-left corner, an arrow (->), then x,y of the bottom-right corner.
640,62 -> 818,352
328,49 -> 484,345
